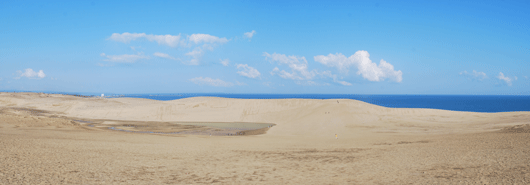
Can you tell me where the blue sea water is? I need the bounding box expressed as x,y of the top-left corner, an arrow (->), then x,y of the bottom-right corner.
113,94 -> 530,113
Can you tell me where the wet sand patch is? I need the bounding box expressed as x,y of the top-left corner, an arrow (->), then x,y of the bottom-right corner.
1,106 -> 276,136
77,119 -> 275,136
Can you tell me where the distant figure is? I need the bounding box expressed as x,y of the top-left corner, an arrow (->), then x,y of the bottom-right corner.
335,134 -> 338,139
337,100 -> 339,104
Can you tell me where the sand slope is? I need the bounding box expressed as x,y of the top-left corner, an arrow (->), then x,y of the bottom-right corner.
1,92 -> 530,184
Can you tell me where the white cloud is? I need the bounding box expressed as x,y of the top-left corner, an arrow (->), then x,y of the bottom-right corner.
314,51 -> 403,82
189,77 -> 233,87
515,76 -> 518,80
525,76 -> 528,79
109,32 -> 182,47
153,52 -> 178,60
270,67 -> 303,80
264,52 -> 318,80
96,63 -> 113,67
314,53 -> 355,73
100,53 -> 106,56
235,81 -> 246,86
294,81 -> 330,86
202,44 -> 214,51
243,30 -> 256,40
17,68 -> 46,79
146,34 -> 182,47
236,64 -> 261,78
497,72 -> 513,86
460,70 -> 487,80
185,48 -> 203,65
295,81 -> 317,86
220,59 -> 230,66
188,34 -> 229,44
109,32 -> 228,47
109,32 -> 146,43
332,75 -> 352,86
335,80 -> 352,86
263,82 -> 272,87
186,34 -> 228,64
108,32 -> 229,64
265,52 -> 350,86
102,53 -> 149,63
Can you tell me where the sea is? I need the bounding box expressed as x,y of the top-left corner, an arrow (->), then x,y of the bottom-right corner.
110,94 -> 530,113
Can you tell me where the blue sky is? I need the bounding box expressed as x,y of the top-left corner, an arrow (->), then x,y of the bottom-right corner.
1,0 -> 529,94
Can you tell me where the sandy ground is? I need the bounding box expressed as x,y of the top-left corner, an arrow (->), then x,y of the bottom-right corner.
1,92 -> 530,184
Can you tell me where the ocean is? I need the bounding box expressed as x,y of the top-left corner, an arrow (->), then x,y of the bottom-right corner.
111,94 -> 530,113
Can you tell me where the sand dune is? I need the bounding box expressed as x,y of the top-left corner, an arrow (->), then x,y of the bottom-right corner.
1,92 -> 529,184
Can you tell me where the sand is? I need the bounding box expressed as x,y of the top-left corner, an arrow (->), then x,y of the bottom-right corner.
0,92 -> 529,184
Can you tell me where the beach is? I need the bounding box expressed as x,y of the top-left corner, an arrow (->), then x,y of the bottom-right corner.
1,92 -> 529,184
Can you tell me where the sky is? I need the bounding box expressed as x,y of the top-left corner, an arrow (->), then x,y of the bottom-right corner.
1,0 -> 529,95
